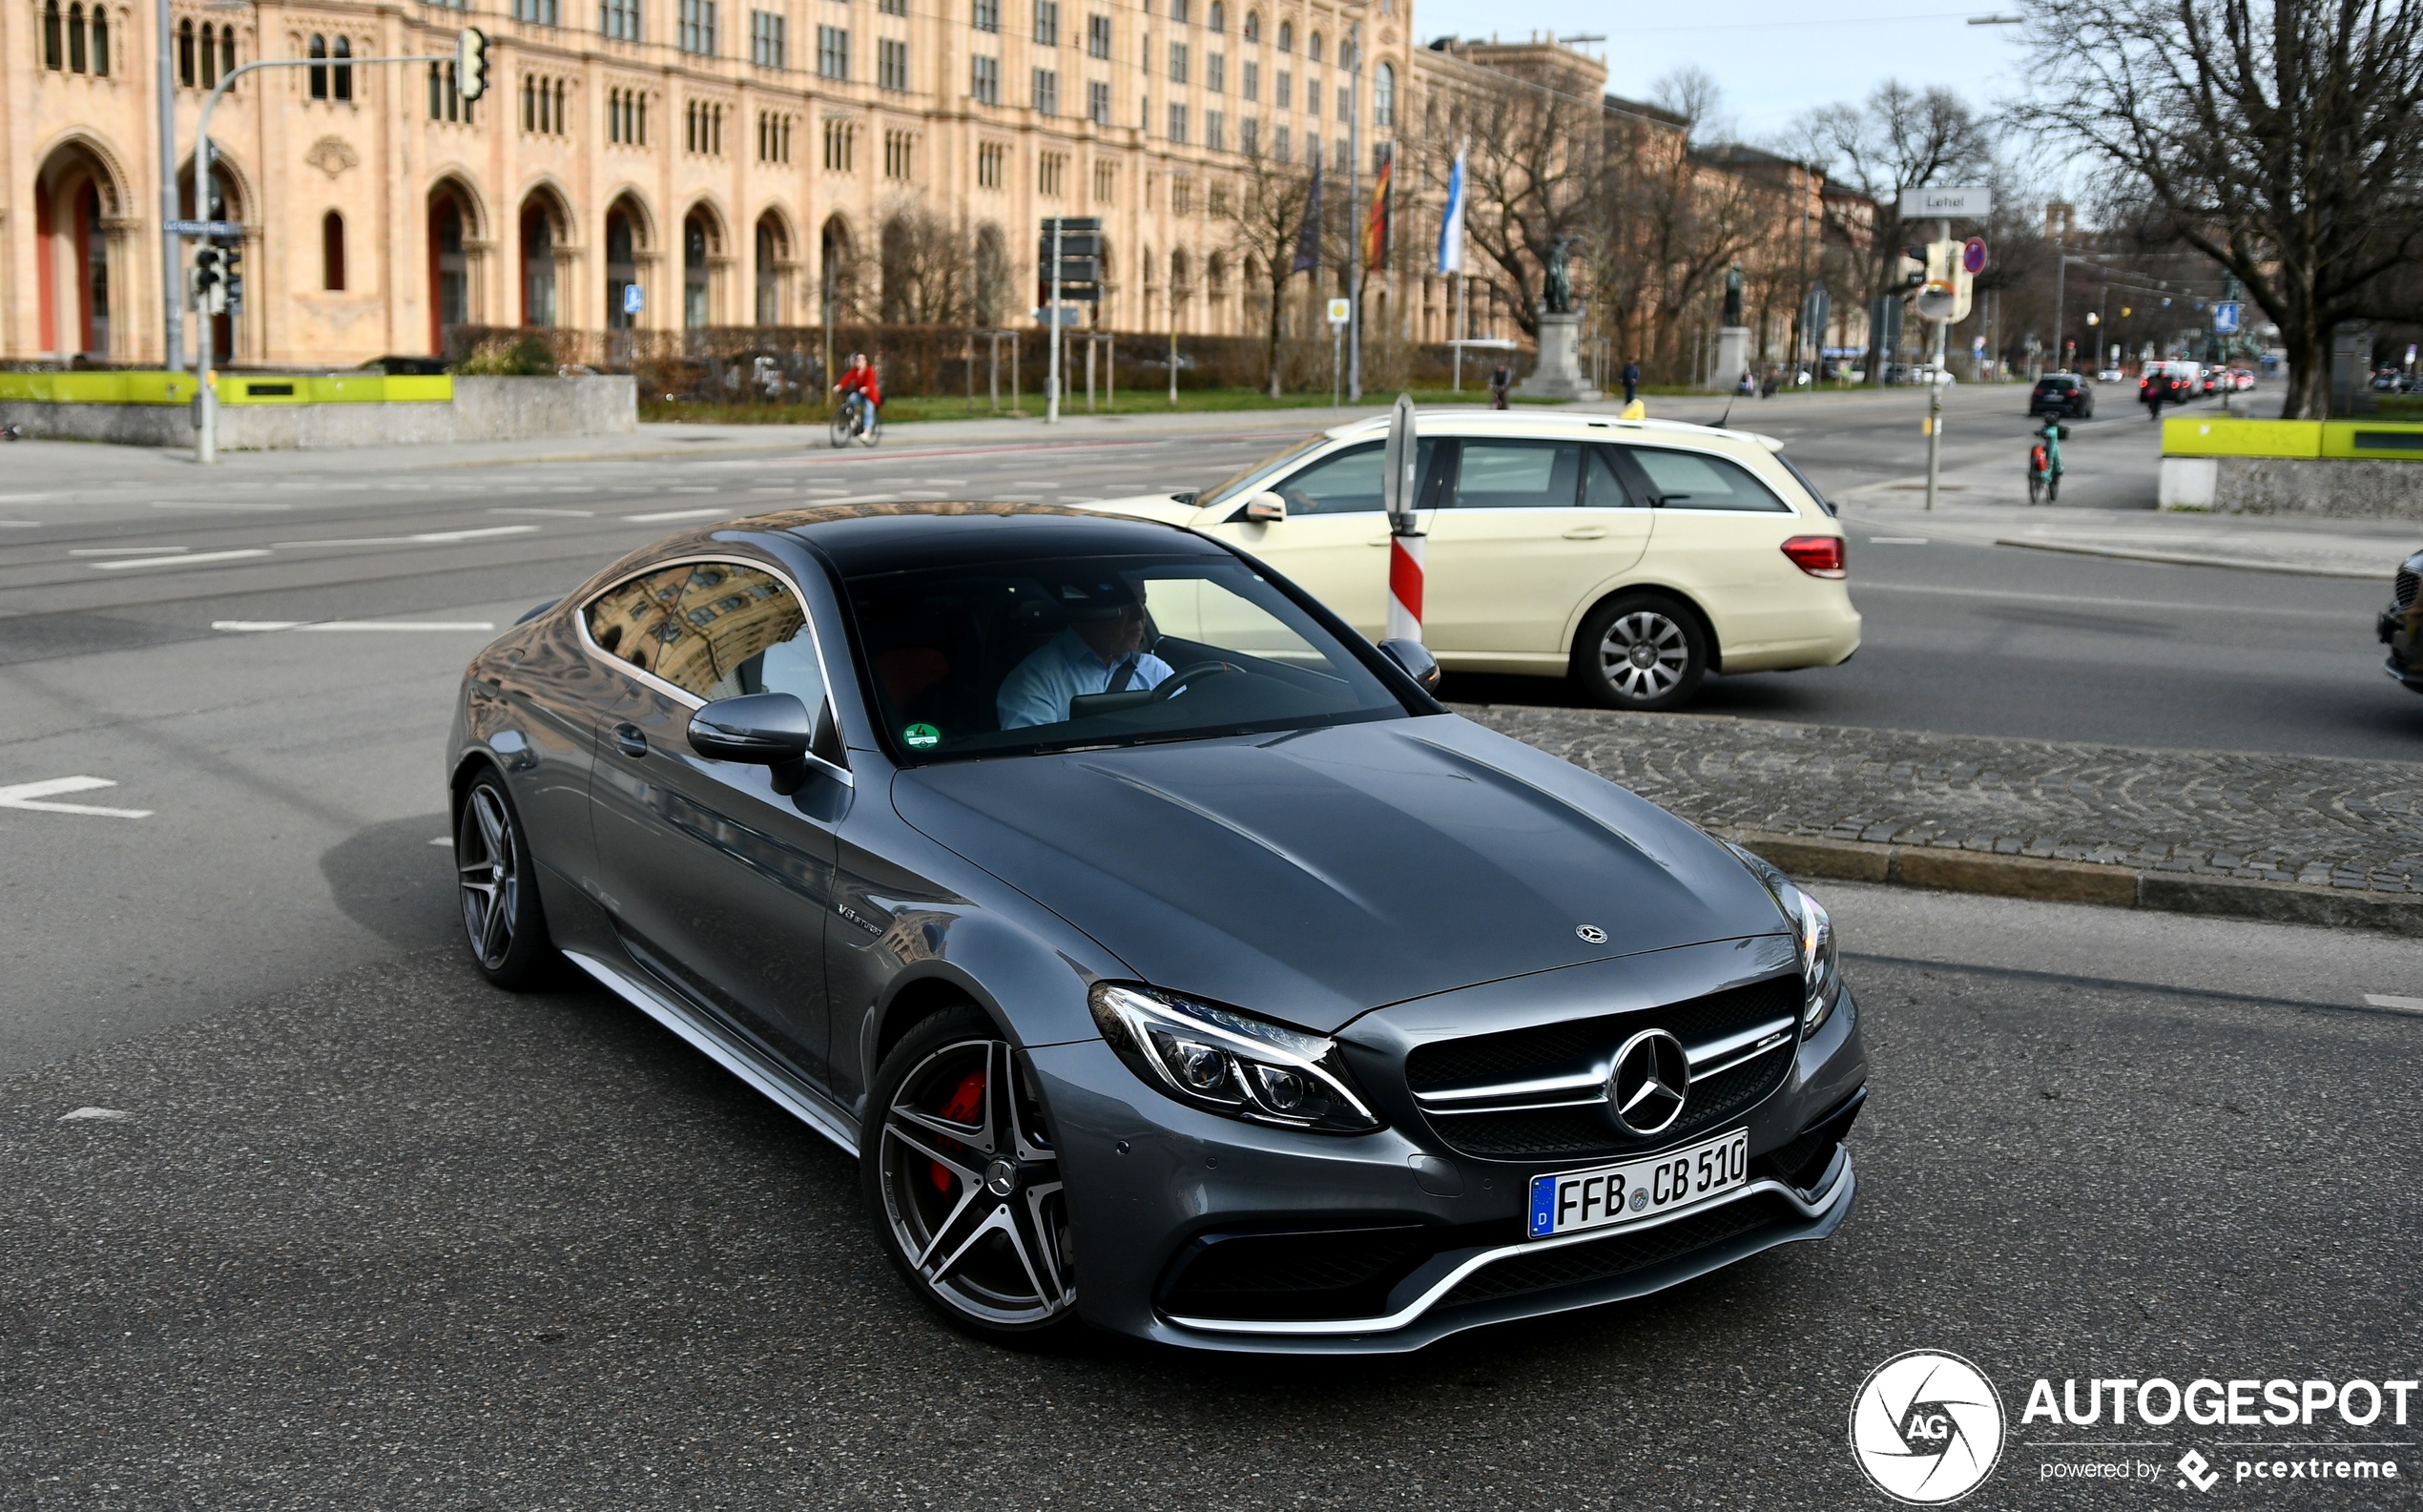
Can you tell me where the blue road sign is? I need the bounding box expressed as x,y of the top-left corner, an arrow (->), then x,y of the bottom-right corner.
622,284 -> 645,315
2212,301 -> 2241,334
166,218 -> 243,238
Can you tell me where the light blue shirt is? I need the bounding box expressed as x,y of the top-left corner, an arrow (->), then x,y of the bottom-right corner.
997,629 -> 1175,729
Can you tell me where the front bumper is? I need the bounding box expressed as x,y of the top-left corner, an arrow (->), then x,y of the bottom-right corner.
1026,963 -> 1868,1354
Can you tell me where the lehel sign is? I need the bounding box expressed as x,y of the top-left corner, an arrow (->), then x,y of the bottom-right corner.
1899,186 -> 1992,219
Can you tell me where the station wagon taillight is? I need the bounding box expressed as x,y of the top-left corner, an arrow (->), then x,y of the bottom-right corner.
1781,535 -> 1847,579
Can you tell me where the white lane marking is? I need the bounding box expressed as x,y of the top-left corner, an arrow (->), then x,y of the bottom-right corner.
212,620 -> 498,632
90,548 -> 272,570
669,486 -> 718,493
1851,580 -> 2352,622
271,525 -> 544,547
72,547 -> 190,556
60,1107 -> 135,1122
151,501 -> 290,510
493,507 -> 595,517
921,478 -> 972,486
625,507 -> 731,523
2363,994 -> 2423,1014
1868,536 -> 1930,545
804,487 -> 855,496
0,777 -> 153,818
429,836 -> 453,847
0,520 -> 40,528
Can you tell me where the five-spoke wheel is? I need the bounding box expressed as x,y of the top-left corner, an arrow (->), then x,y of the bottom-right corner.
453,771 -> 555,988
866,1008 -> 1076,1337
1575,593 -> 1708,711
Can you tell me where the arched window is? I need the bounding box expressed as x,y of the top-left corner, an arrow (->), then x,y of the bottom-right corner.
67,3 -> 85,72
199,22 -> 217,86
1241,9 -> 1256,41
1207,0 -> 1223,30
176,16 -> 192,84
1373,60 -> 1393,129
220,21 -> 234,79
1275,17 -> 1289,51
1169,0 -> 1187,23
1306,29 -> 1321,62
322,210 -> 345,290
89,4 -> 106,72
332,35 -> 351,99
307,33 -> 326,99
42,0 -> 61,70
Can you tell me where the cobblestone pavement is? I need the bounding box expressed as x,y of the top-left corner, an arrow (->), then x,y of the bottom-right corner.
1460,704 -> 2423,896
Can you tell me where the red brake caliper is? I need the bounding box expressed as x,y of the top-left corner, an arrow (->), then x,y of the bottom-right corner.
930,1067 -> 986,1192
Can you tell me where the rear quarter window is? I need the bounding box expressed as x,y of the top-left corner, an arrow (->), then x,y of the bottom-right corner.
1625,447 -> 1793,513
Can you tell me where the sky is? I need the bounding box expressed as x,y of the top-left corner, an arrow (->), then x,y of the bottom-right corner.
1408,0 -> 2038,151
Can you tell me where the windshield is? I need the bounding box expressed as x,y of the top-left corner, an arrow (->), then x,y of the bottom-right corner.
846,550 -> 1409,761
1194,436 -> 1333,512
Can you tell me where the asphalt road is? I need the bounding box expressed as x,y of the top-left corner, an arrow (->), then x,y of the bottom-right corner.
6,387 -> 2422,1507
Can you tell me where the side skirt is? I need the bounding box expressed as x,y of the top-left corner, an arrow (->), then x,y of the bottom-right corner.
565,947 -> 862,1157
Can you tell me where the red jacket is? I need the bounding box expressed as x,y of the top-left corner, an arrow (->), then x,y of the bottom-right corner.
839,364 -> 882,406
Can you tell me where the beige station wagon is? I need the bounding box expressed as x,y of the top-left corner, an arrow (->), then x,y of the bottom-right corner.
1079,410 -> 1862,709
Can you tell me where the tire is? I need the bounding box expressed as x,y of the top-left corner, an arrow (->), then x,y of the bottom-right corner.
453,769 -> 558,990
829,407 -> 853,448
1573,592 -> 1709,711
2047,472 -> 2061,503
2027,467 -> 2043,505
863,1005 -> 1081,1343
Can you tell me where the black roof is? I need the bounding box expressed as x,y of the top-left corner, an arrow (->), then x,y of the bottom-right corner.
756,501 -> 1222,576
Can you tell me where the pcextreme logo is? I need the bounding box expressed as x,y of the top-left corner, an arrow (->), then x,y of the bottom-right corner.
1850,1351 -> 2008,1504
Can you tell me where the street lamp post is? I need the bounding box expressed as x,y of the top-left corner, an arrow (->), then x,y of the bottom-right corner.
1345,22 -> 1361,404
155,0 -> 182,371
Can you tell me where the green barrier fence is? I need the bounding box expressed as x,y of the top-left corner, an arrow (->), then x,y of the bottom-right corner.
2161,418 -> 2323,459
0,372 -> 453,405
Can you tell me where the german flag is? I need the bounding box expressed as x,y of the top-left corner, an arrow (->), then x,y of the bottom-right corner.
1364,145 -> 1393,274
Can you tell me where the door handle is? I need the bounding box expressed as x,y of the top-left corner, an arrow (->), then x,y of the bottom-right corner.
1563,527 -> 1608,540
612,723 -> 648,758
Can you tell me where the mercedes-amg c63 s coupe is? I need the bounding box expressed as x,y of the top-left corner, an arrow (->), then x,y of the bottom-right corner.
447,502 -> 1867,1352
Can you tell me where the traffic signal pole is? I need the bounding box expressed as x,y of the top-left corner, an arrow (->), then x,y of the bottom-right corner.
183,34 -> 480,462
155,0 -> 181,372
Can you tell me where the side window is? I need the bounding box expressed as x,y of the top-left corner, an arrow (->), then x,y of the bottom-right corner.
1271,442 -> 1383,514
1450,439 -> 1583,508
1624,447 -> 1792,512
584,560 -> 826,706
1584,445 -> 1640,507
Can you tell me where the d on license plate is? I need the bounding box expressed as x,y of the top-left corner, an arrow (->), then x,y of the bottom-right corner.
1526,1129 -> 1749,1239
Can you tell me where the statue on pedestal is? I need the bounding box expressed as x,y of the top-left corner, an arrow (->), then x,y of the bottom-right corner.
1543,238 -> 1576,317
1722,263 -> 1745,327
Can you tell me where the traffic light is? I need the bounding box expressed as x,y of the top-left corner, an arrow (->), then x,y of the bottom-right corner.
189,246 -> 227,316
456,28 -> 490,101
1895,247 -> 1927,291
220,241 -> 244,314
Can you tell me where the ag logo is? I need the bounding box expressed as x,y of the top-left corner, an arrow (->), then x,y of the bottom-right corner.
1849,1350 -> 2006,1504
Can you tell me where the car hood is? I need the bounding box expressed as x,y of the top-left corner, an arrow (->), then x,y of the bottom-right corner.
890,715 -> 1788,1033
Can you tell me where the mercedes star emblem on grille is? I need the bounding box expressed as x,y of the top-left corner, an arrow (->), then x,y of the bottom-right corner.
1606,1028 -> 1690,1135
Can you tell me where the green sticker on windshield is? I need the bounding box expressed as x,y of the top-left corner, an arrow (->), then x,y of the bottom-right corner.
902,723 -> 942,750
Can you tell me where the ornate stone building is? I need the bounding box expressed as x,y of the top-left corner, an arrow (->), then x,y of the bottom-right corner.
7,0 -> 1421,363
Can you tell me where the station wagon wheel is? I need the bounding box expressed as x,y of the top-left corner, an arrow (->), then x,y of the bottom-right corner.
866,1007 -> 1077,1338
1574,593 -> 1709,712
453,770 -> 556,989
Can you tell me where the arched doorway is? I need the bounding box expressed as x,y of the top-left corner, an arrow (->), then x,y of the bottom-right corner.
604,194 -> 646,329
521,192 -> 567,327
754,212 -> 789,326
427,183 -> 476,354
681,208 -> 718,329
818,215 -> 855,323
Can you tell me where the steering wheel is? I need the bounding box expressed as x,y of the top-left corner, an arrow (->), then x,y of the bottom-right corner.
1151,661 -> 1241,701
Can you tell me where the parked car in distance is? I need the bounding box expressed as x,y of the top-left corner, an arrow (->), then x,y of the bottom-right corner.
2029,373 -> 2096,419
1079,410 -> 1861,712
446,504 -> 1871,1352
2142,363 -> 2197,407
2097,368 -> 2124,383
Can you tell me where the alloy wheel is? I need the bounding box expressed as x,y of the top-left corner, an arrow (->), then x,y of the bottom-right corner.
1598,610 -> 1693,701
877,1038 -> 1073,1327
456,784 -> 519,971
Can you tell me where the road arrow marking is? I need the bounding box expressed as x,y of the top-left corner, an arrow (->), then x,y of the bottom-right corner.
0,777 -> 152,818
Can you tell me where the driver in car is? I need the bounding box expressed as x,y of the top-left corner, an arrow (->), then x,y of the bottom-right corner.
997,578 -> 1176,728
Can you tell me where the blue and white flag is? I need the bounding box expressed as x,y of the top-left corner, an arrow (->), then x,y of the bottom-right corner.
1436,146 -> 1467,275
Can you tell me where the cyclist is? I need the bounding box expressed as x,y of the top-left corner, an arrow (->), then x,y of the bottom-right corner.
2027,413 -> 2065,505
834,352 -> 882,438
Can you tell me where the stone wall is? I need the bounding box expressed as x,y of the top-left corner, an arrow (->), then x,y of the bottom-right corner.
2160,455 -> 2423,519
0,376 -> 635,451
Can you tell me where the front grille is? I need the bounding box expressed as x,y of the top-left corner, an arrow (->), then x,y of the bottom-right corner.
1406,974 -> 1801,1162
1159,1219 -> 1516,1322
2396,569 -> 2418,611
1440,1195 -> 1791,1308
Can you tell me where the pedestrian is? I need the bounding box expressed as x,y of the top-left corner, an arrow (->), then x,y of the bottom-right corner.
1488,362 -> 1511,410
1621,357 -> 1641,405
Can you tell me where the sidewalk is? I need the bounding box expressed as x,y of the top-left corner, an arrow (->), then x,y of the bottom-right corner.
1461,704 -> 2423,932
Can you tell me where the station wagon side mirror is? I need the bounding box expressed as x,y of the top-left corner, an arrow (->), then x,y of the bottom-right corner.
690,692 -> 839,796
1241,491 -> 1288,523
1378,637 -> 1441,694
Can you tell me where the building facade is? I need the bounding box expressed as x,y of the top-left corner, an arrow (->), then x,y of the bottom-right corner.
8,0 -> 1421,364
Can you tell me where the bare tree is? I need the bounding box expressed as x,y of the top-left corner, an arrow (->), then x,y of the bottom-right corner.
1806,82 -> 1992,384
1452,56 -> 1605,339
2017,0 -> 2423,417
878,197 -> 975,325
1217,140 -> 1318,395
1591,83 -> 1769,382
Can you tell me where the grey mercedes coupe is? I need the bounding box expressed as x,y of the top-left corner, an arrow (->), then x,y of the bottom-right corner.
447,503 -> 1867,1352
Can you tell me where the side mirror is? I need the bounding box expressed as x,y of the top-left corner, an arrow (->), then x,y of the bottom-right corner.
1378,637 -> 1440,694
690,693 -> 834,796
1241,490 -> 1288,523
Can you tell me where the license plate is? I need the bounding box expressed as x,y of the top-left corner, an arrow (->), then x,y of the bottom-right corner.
1526,1128 -> 1750,1239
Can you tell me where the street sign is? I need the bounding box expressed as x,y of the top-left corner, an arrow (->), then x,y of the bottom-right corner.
1326,298 -> 1352,329
1899,186 -> 1992,219
1032,304 -> 1085,327
2212,301 -> 2241,334
622,284 -> 644,315
1803,283 -> 1831,337
1962,238 -> 1988,275
166,218 -> 243,238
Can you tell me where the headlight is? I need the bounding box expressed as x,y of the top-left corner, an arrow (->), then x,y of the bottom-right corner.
1723,842 -> 1844,1039
1087,984 -> 1382,1133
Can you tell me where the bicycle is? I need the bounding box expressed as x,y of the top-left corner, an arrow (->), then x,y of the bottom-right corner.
830,389 -> 881,448
2027,418 -> 2066,505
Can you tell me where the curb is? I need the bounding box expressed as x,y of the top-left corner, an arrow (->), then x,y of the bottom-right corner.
1993,535 -> 2390,581
1710,827 -> 2423,935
